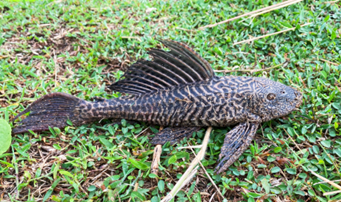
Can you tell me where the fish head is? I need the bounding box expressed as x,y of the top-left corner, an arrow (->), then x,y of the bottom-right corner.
252,77 -> 302,122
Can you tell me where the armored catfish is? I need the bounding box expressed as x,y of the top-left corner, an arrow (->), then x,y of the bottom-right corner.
13,40 -> 302,173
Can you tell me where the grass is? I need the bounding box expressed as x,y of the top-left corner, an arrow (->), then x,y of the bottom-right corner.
0,0 -> 340,201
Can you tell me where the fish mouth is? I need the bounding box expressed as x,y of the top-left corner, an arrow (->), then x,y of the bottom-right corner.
294,91 -> 303,108
294,108 -> 300,111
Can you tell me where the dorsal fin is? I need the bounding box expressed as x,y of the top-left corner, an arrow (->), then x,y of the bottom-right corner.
109,40 -> 214,95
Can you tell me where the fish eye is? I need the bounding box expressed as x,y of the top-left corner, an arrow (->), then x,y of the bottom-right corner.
280,90 -> 285,94
267,93 -> 276,100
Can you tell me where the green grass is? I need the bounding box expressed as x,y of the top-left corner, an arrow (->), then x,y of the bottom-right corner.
0,0 -> 341,201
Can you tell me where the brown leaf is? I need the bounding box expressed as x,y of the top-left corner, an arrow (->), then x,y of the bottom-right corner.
276,156 -> 290,166
278,139 -> 285,145
257,156 -> 266,164
261,28 -> 266,34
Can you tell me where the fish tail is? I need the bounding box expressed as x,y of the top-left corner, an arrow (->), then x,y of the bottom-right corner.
12,92 -> 94,134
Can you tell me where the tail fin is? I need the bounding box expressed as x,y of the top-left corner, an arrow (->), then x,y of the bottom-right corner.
12,93 -> 92,134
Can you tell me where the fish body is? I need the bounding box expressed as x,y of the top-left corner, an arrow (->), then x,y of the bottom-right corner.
77,76 -> 300,127
13,40 -> 302,173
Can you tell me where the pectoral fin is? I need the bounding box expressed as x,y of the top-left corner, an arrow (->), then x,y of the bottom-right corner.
215,122 -> 259,174
151,126 -> 201,145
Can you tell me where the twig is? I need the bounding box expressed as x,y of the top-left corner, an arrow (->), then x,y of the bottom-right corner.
53,49 -> 58,87
161,127 -> 213,202
177,145 -> 202,149
199,0 -> 302,30
283,128 -> 303,154
128,182 -> 140,202
314,179 -> 341,185
324,190 -> 341,196
11,146 -> 20,199
121,36 -> 142,41
135,127 -> 149,138
174,27 -> 196,32
151,126 -> 164,175
309,170 -> 341,196
322,0 -> 340,4
88,166 -> 109,185
240,0 -> 303,23
214,62 -> 287,73
188,143 -> 224,199
151,145 -> 162,175
209,192 -> 217,202
38,24 -> 51,27
319,58 -> 340,66
233,23 -> 311,45
318,142 -> 340,176
226,52 -> 250,55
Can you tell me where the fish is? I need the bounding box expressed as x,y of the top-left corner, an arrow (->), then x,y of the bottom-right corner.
12,40 -> 302,173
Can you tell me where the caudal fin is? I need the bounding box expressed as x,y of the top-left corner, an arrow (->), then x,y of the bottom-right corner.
12,92 -> 92,134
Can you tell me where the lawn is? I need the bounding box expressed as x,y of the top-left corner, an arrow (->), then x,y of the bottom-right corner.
0,0 -> 341,201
